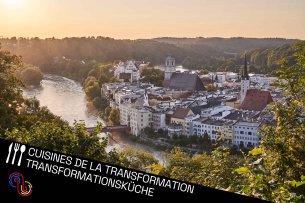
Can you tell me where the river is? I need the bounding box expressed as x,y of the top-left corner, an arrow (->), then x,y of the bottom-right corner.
23,74 -> 165,163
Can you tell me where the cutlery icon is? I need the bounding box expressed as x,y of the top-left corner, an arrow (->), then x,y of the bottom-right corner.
18,145 -> 26,166
6,143 -> 13,163
11,143 -> 20,165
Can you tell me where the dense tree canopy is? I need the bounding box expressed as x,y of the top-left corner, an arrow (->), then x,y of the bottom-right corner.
16,65 -> 43,86
0,37 -> 297,75
0,46 -> 24,133
140,67 -> 164,86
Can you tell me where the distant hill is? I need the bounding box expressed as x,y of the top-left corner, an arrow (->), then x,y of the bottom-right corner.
154,37 -> 296,53
0,37 -> 301,78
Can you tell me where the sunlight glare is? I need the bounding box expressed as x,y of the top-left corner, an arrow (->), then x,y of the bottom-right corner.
3,0 -> 24,7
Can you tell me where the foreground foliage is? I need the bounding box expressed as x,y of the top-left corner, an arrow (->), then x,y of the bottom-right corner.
1,43 -> 305,202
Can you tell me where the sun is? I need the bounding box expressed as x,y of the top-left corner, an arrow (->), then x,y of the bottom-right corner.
3,0 -> 24,7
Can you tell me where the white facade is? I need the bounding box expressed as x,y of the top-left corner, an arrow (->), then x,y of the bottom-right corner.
226,72 -> 238,81
192,118 -> 224,141
130,107 -> 152,136
233,121 -> 261,147
114,60 -> 140,82
240,79 -> 250,102
114,91 -> 137,105
164,56 -> 176,80
250,75 -> 277,86
215,73 -> 226,83
119,104 -> 152,136
119,103 -> 132,126
184,114 -> 201,136
191,118 -> 235,143
152,113 -> 166,131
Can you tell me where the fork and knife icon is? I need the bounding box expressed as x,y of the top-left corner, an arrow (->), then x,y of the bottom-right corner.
6,143 -> 26,166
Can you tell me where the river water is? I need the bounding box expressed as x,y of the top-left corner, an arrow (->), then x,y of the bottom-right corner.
23,74 -> 165,163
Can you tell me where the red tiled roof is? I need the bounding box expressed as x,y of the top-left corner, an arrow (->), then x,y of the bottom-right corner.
172,108 -> 193,119
240,89 -> 273,111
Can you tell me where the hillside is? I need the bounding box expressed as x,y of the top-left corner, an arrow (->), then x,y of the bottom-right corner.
0,37 -> 300,77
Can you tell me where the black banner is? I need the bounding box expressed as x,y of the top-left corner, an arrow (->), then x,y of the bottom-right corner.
0,138 -> 268,202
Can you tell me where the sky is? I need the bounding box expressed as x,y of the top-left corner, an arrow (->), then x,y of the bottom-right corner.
0,0 -> 305,39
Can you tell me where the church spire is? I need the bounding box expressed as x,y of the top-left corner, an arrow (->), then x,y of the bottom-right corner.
242,54 -> 249,80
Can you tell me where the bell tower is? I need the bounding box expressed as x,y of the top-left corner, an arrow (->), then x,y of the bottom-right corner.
240,54 -> 250,102
164,56 -> 176,80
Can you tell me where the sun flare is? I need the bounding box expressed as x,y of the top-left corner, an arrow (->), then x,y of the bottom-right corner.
3,0 -> 23,7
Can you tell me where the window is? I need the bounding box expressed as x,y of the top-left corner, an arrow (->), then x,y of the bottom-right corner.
240,131 -> 244,134
248,132 -> 252,135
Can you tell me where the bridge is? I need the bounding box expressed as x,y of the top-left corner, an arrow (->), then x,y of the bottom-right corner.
86,125 -> 131,133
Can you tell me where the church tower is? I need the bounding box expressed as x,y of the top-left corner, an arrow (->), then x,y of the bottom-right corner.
143,89 -> 149,107
164,56 -> 176,80
240,55 -> 250,102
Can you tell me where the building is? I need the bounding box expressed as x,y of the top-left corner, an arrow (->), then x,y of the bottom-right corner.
163,56 -> 205,91
240,55 -> 250,102
170,108 -> 194,136
152,113 -> 166,131
249,74 -> 278,86
164,73 -> 206,91
240,89 -> 273,111
168,124 -> 183,137
164,56 -> 176,80
233,121 -> 261,148
119,103 -> 132,126
114,60 -> 141,82
171,108 -> 194,125
226,72 -> 238,81
184,114 -> 201,136
201,104 -> 233,119
192,118 -> 235,143
129,107 -> 152,136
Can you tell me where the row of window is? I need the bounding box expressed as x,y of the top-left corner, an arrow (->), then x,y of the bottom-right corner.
235,131 -> 253,135
235,136 -> 258,141
234,126 -> 255,130
193,125 -> 221,130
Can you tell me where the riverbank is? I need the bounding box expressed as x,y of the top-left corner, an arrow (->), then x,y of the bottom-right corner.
23,74 -> 167,163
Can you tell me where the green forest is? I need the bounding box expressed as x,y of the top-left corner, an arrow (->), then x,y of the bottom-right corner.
1,41 -> 305,202
0,37 -> 299,79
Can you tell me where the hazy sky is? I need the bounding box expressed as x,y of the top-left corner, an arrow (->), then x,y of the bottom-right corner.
0,0 -> 304,39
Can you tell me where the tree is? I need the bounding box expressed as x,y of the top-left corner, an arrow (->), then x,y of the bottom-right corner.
198,69 -> 209,75
108,108 -> 120,125
85,81 -> 101,99
104,106 -> 112,118
202,131 -> 212,151
17,65 -> 43,86
118,147 -> 158,171
5,121 -> 108,162
157,147 -> 243,189
92,97 -> 102,109
0,46 -> 24,133
206,84 -> 217,92
260,42 -> 305,181
140,67 -> 164,86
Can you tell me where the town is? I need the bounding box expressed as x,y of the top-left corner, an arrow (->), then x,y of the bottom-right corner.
101,56 -> 279,150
